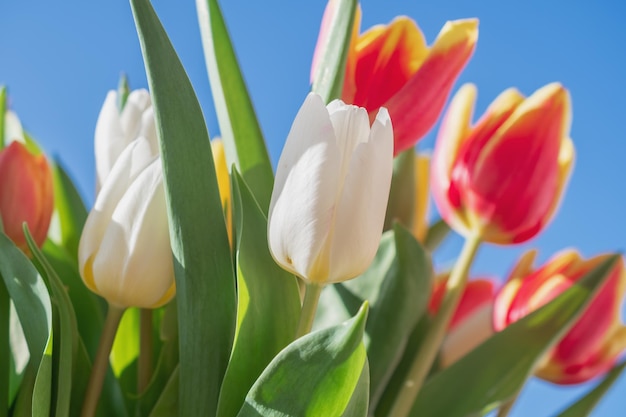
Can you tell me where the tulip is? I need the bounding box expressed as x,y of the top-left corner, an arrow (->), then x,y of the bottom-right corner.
94,89 -> 158,193
494,250 -> 626,384
78,138 -> 175,309
431,83 -> 574,244
0,141 -> 53,252
312,3 -> 478,154
412,153 -> 430,242
268,92 -> 393,284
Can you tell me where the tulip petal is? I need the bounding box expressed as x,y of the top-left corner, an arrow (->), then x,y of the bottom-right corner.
4,110 -> 25,145
268,93 -> 341,282
95,91 -> 126,191
387,19 -> 478,154
325,107 -> 393,282
412,153 -> 430,241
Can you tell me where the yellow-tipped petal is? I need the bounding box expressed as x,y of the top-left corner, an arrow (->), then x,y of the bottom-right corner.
412,153 -> 430,242
430,18 -> 478,56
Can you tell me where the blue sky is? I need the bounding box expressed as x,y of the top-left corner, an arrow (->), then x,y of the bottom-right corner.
2,0 -> 626,415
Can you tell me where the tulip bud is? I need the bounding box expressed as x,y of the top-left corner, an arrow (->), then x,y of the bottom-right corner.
429,277 -> 495,366
431,83 -> 574,244
312,4 -> 478,154
94,89 -> 158,193
268,93 -> 393,284
78,138 -> 175,309
494,250 -> 626,384
0,141 -> 53,252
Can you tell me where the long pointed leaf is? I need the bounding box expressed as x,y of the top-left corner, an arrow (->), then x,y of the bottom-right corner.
131,0 -> 237,415
196,0 -> 274,212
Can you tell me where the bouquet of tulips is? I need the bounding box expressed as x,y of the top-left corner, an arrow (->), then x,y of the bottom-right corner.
1,0 -> 624,416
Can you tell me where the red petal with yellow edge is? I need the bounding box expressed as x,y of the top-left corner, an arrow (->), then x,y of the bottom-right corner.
0,141 -> 53,250
388,19 -> 478,154
349,16 -> 428,113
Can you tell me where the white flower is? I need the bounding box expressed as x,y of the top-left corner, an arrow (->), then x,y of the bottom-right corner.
268,93 -> 393,284
78,137 -> 174,308
94,89 -> 158,193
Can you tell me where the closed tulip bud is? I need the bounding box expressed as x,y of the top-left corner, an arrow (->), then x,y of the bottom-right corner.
429,277 -> 495,366
0,141 -> 53,251
431,83 -> 574,244
494,250 -> 626,384
78,138 -> 175,309
268,93 -> 393,284
312,3 -> 478,154
94,89 -> 158,193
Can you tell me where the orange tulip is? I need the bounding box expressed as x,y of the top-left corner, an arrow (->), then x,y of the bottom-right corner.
0,141 -> 54,251
431,83 -> 574,244
429,277 -> 495,366
312,2 -> 478,154
494,250 -> 626,384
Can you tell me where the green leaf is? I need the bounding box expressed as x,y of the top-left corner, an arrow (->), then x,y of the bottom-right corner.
341,359 -> 370,417
25,226 -> 79,417
411,255 -> 621,417
310,0 -> 358,103
316,224 -> 433,408
0,232 -> 52,417
554,361 -> 626,417
216,171 -> 301,417
423,219 -> 451,253
130,1 -> 237,415
110,308 -> 139,377
196,0 -> 274,212
0,282 -> 9,416
237,303 -> 369,417
149,366 -> 179,417
384,150 -> 416,232
49,159 -> 88,261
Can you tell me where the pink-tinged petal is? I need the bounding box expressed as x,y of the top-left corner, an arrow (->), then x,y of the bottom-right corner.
0,141 -> 53,251
431,83 -> 476,235
350,17 -> 428,113
388,19 -> 478,154
429,277 -> 495,329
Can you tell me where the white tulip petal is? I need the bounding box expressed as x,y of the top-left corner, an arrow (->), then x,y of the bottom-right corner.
95,91 -> 126,191
120,89 -> 151,143
269,93 -> 341,282
139,106 -> 159,156
327,107 -> 393,282
4,110 -> 25,145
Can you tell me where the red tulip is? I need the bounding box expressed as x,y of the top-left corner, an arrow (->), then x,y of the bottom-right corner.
0,141 -> 54,251
311,2 -> 478,154
431,83 -> 574,244
494,250 -> 626,384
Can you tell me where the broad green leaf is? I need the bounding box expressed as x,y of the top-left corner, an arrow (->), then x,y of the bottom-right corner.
110,308 -> 140,377
25,227 -> 79,417
131,1 -> 237,415
8,304 -> 29,409
411,255 -> 621,417
149,366 -> 179,417
554,361 -> 626,417
0,283 -> 8,416
384,150 -> 416,232
216,171 -> 301,417
310,0 -> 358,103
0,233 -> 52,417
49,159 -> 88,261
41,240 -> 104,359
424,219 -> 451,253
316,224 -> 433,407
237,303 -> 369,417
341,359 -> 370,417
196,0 -> 274,212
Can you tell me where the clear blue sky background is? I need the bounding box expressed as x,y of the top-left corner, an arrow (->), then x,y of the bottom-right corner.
2,0 -> 625,415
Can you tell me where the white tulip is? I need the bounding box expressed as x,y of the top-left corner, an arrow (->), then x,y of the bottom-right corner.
94,89 -> 159,193
78,137 -> 174,308
268,93 -> 393,284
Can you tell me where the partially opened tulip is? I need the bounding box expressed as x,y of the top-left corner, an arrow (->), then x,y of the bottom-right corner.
78,138 -> 175,309
0,141 -> 53,252
312,2 -> 478,154
431,83 -> 574,244
429,277 -> 495,366
94,88 -> 158,193
494,250 -> 626,384
268,92 -> 393,285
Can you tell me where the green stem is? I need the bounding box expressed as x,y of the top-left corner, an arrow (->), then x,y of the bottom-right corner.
388,234 -> 481,417
296,283 -> 323,338
138,308 -> 153,394
0,282 -> 9,416
80,305 -> 125,417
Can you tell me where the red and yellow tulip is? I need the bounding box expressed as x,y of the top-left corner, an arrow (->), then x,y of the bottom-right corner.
494,250 -> 626,384
0,141 -> 53,252
311,3 -> 478,155
431,83 -> 574,244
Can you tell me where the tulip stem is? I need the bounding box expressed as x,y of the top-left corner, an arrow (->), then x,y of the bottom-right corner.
80,305 -> 125,417
388,234 -> 481,417
138,308 -> 153,394
296,282 -> 323,338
